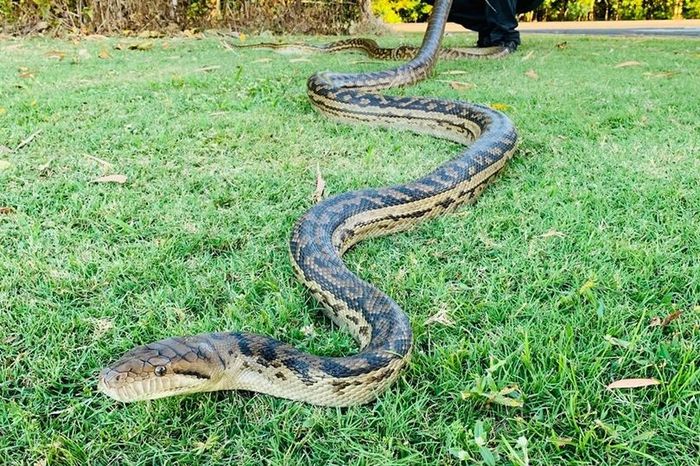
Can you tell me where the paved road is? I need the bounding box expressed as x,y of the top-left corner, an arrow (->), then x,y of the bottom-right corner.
392,20 -> 700,38
522,27 -> 700,37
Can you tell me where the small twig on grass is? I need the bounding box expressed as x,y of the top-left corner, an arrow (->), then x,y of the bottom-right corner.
15,129 -> 42,151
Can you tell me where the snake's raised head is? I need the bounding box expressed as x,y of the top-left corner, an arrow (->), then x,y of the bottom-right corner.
98,336 -> 226,402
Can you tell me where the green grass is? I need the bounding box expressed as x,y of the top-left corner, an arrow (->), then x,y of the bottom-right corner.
1,32 -> 699,465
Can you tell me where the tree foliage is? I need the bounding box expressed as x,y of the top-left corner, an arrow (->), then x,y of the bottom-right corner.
372,0 -> 432,23
372,0 -> 699,22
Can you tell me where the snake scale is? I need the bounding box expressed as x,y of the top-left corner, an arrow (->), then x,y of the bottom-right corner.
98,0 -> 518,406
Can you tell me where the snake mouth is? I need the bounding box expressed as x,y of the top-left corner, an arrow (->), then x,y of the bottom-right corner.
97,367 -> 212,403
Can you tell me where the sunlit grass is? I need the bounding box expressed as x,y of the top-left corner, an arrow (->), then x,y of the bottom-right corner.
0,33 -> 698,465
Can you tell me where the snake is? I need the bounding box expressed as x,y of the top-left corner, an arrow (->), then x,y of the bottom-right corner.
229,38 -> 512,61
98,0 -> 518,406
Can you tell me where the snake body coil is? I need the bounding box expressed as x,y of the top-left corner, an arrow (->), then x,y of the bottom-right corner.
98,0 -> 518,406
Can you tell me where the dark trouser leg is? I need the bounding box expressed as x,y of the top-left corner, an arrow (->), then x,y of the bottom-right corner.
432,0 -> 544,46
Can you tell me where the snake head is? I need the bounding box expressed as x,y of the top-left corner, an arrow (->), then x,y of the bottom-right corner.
98,335 -> 225,403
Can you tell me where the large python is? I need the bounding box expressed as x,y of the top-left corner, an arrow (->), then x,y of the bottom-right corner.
98,0 -> 518,406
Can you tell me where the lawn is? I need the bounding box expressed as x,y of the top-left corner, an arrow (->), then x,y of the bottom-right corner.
0,31 -> 698,465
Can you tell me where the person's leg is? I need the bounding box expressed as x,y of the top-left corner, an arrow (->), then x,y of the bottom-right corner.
425,0 -> 543,49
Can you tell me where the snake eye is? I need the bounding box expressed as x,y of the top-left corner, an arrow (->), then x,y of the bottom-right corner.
154,366 -> 167,377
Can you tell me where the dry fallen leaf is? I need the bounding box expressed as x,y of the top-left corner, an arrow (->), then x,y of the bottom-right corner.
615,61 -> 642,68
425,305 -> 455,327
114,43 -> 127,50
45,50 -> 66,60
137,30 -> 163,39
312,163 -> 326,204
195,65 -> 221,73
649,310 -> 682,328
129,41 -> 153,51
443,80 -> 475,91
301,324 -> 316,338
89,317 -> 114,339
86,154 -> 113,169
607,378 -> 660,389
539,229 -> 565,239
556,41 -> 568,49
490,103 -> 511,111
643,71 -> 676,78
183,29 -> 204,39
524,69 -> 538,79
18,68 -> 35,79
0,207 -> 15,215
92,174 -> 127,184
98,48 -> 111,59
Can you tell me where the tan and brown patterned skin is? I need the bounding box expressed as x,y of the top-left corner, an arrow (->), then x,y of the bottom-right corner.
98,0 -> 518,406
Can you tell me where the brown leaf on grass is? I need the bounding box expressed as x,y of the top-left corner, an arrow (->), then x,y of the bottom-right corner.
37,159 -> 52,176
0,207 -> 15,215
195,65 -> 221,73
649,310 -> 682,328
614,61 -> 642,68
86,154 -> 113,169
18,67 -> 35,79
98,48 -> 111,59
45,50 -> 66,60
425,305 -> 455,327
524,69 -> 538,79
114,43 -> 127,50
128,41 -> 153,51
643,71 -> 676,78
490,103 -> 511,111
88,317 -> 114,339
183,28 -> 204,39
607,378 -> 660,389
443,80 -> 475,90
312,163 -> 326,204
556,41 -> 568,49
539,229 -> 565,239
137,30 -> 163,39
92,174 -> 127,184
